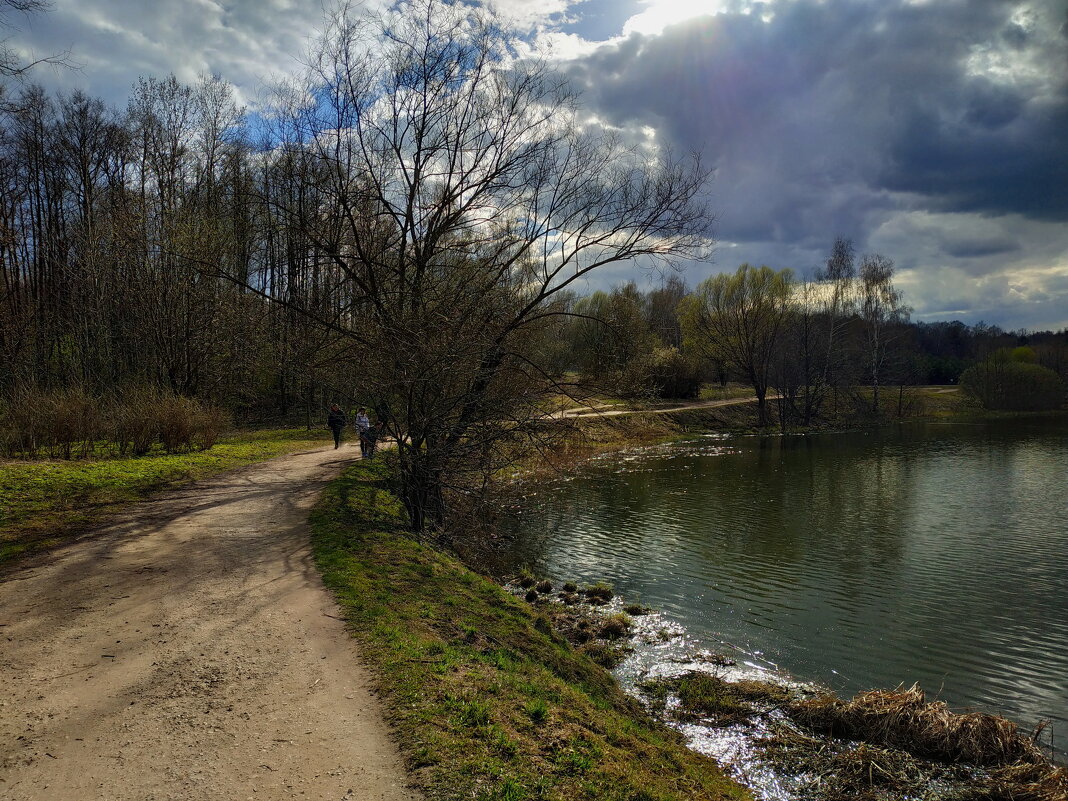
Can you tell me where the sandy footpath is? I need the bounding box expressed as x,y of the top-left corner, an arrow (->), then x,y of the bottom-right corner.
0,444 -> 420,801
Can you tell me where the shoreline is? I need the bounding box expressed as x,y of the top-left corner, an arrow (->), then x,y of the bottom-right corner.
488,404 -> 1068,799
310,459 -> 751,801
309,415 -> 1067,800
507,569 -> 1068,801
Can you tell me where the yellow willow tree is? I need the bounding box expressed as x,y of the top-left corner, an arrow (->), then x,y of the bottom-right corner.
249,0 -> 714,533
680,264 -> 793,426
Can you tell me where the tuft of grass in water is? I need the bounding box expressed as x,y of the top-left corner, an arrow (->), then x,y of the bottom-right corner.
583,582 -> 614,604
311,460 -> 751,801
0,428 -> 331,566
598,613 -> 632,640
641,672 -> 792,727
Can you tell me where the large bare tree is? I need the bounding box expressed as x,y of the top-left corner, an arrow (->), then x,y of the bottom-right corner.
256,0 -> 714,531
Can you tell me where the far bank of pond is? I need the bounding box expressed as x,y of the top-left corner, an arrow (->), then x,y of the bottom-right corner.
492,417 -> 1068,756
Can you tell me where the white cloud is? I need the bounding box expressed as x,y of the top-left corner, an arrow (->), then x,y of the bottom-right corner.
488,0 -> 581,32
10,0 -> 321,107
622,0 -> 740,36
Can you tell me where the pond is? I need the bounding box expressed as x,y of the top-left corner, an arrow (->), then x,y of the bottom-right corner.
499,418 -> 1068,745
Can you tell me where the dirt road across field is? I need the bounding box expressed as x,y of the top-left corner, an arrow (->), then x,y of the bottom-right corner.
0,445 -> 419,801
556,393 -> 779,419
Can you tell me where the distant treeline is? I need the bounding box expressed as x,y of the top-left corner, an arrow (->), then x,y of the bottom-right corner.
1,79 -> 1064,427
546,261 -> 1067,425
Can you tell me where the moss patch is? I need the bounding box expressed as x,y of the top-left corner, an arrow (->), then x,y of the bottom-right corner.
311,460 -> 751,801
1,428 -> 330,565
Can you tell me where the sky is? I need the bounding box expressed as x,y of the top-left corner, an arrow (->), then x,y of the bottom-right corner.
6,0 -> 1068,331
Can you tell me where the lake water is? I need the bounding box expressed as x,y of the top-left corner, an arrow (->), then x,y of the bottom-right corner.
501,418 -> 1068,745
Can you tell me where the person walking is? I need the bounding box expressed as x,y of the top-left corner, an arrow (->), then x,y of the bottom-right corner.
327,403 -> 346,449
355,407 -> 371,458
365,417 -> 385,459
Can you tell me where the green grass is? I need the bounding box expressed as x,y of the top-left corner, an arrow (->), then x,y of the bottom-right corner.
311,460 -> 751,801
0,428 -> 330,565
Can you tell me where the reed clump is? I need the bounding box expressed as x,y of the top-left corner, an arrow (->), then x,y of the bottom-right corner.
759,725 -> 971,801
976,761 -> 1068,801
788,683 -> 1047,767
774,683 -> 1068,801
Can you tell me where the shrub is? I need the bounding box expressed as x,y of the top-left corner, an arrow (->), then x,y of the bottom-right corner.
0,385 -> 101,459
960,359 -> 1066,411
1,385 -> 229,458
158,395 -> 198,453
0,390 -> 40,457
110,387 -> 163,456
192,405 -> 227,450
43,386 -> 101,459
624,346 -> 703,399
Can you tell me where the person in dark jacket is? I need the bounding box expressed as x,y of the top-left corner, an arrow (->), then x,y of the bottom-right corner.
327,404 -> 346,449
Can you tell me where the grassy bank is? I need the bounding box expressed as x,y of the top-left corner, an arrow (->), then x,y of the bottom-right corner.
0,427 -> 330,565
310,459 -> 750,801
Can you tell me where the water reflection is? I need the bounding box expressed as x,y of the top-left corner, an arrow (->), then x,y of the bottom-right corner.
501,419 -> 1068,740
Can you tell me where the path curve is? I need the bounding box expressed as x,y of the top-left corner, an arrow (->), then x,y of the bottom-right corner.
557,393 -> 778,419
0,444 -> 419,801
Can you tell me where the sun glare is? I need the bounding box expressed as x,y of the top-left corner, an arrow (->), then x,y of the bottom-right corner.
623,0 -> 730,37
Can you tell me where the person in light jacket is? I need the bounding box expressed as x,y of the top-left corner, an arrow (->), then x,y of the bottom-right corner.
355,407 -> 371,457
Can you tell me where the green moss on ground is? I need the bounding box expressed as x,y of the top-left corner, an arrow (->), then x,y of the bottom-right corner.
311,460 -> 751,801
0,428 -> 330,565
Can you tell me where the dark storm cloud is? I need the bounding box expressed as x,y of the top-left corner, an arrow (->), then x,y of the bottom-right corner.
562,0 -> 1068,238
938,232 -> 1020,260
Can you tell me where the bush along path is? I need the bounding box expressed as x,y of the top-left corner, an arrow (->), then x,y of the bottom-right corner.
0,443 -> 418,801
310,459 -> 750,801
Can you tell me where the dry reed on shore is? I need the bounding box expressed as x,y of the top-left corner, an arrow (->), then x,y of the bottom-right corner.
789,684 -> 1047,767
759,724 -> 971,801
972,761 -> 1068,801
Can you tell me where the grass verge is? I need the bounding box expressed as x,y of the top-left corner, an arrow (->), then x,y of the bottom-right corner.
0,427 -> 330,565
310,459 -> 751,801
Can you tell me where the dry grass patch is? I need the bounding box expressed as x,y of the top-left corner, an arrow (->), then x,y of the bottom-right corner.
770,683 -> 1068,801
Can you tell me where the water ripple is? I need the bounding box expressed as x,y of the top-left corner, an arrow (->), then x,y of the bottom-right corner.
500,419 -> 1068,745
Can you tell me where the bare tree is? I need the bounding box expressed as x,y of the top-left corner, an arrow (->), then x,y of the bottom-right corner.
0,2 -> 72,89
251,0 -> 714,531
858,253 -> 909,415
818,236 -> 857,408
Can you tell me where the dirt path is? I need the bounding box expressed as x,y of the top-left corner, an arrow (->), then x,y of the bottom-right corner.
0,445 -> 419,801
